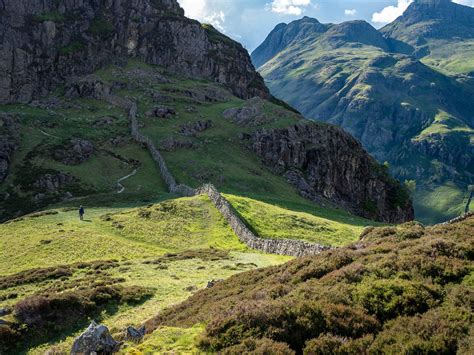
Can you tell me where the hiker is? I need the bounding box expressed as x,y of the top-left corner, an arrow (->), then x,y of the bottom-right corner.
79,205 -> 85,221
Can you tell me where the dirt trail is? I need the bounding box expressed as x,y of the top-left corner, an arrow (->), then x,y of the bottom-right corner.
116,169 -> 138,194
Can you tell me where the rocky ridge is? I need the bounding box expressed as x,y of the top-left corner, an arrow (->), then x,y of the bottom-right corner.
0,0 -> 268,103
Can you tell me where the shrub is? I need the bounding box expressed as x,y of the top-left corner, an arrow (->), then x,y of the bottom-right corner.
304,334 -> 345,355
355,279 -> 441,321
223,337 -> 295,355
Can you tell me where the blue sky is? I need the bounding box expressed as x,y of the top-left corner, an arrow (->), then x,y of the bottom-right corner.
176,0 -> 474,51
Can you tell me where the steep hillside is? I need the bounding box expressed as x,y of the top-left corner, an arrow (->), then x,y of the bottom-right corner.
252,2 -> 474,224
381,0 -> 474,75
0,0 -> 268,103
146,215 -> 474,354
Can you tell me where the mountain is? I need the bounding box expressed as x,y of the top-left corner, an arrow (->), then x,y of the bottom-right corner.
252,0 -> 474,224
381,0 -> 474,75
0,0 -> 413,224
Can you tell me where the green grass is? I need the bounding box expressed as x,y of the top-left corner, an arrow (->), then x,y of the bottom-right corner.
0,195 -> 291,353
413,181 -> 472,225
415,110 -> 473,139
226,195 -> 364,246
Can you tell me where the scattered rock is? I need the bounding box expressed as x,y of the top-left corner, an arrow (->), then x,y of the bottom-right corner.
33,172 -> 77,193
93,116 -> 117,128
206,279 -> 224,288
145,106 -> 176,119
125,326 -> 145,343
65,76 -> 112,100
0,114 -> 20,182
71,321 -> 121,355
159,138 -> 195,152
53,139 -> 94,165
0,307 -> 11,317
179,120 -> 213,137
184,285 -> 197,292
223,99 -> 271,126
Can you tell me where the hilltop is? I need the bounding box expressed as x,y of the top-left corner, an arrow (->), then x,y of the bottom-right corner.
252,0 -> 474,224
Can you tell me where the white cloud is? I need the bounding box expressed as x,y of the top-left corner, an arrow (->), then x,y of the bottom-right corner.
453,0 -> 474,6
372,0 -> 413,24
178,0 -> 227,32
372,0 -> 474,25
344,9 -> 357,16
267,0 -> 312,16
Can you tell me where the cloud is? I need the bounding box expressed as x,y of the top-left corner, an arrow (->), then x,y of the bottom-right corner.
372,0 -> 413,24
453,0 -> 474,6
372,0 -> 474,25
267,0 -> 312,16
344,9 -> 357,16
178,0 -> 227,32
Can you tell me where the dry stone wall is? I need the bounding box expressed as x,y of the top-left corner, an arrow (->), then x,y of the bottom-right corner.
125,100 -> 331,257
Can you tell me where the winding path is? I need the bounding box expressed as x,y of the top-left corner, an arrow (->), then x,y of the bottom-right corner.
116,169 -> 138,194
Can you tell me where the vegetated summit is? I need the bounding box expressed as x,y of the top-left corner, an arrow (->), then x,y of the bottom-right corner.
252,0 -> 474,224
0,0 -> 413,223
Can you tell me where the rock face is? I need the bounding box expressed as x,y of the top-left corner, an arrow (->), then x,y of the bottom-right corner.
33,172 -> 76,193
53,139 -> 94,165
71,321 -> 120,355
0,114 -> 20,183
0,0 -> 268,104
249,123 -> 414,223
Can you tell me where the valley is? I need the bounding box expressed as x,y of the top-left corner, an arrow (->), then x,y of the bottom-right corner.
0,0 -> 472,354
252,0 -> 474,224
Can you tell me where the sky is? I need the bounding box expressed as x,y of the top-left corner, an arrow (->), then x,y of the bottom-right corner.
176,0 -> 474,52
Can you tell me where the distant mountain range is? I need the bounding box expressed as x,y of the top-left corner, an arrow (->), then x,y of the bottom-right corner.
252,0 -> 474,224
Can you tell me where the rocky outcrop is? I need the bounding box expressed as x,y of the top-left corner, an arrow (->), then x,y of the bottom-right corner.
65,76 -> 112,100
249,123 -> 414,223
33,172 -> 76,193
0,0 -> 268,104
145,106 -> 176,119
0,114 -> 20,183
223,98 -> 271,126
53,139 -> 94,165
179,120 -> 213,137
71,321 -> 120,355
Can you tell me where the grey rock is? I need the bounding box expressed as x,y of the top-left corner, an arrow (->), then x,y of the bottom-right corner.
33,172 -> 76,193
145,106 -> 176,119
0,0 -> 268,104
250,122 -> 414,223
53,139 -> 94,165
179,120 -> 213,137
125,326 -> 145,342
71,321 -> 120,355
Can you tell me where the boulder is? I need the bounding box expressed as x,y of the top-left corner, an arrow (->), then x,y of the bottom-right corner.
33,172 -> 76,193
206,279 -> 224,288
53,139 -> 94,165
179,120 -> 213,137
71,321 -> 120,355
125,326 -> 145,342
145,106 -> 176,119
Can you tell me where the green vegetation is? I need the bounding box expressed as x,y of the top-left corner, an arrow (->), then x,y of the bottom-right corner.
31,11 -> 65,23
88,16 -> 114,39
147,217 -> 474,354
59,42 -> 85,55
0,196 -> 291,353
225,195 -> 364,246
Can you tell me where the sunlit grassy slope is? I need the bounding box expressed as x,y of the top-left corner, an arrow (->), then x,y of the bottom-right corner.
0,195 -> 292,353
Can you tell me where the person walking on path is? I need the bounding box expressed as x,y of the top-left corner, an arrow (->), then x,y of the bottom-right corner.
79,205 -> 85,221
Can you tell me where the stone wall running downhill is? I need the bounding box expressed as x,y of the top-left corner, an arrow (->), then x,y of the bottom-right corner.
195,184 -> 331,257
124,99 -> 331,257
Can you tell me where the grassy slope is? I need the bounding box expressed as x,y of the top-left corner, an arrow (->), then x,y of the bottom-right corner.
146,217 -> 474,354
0,195 -> 291,353
259,39 -> 472,225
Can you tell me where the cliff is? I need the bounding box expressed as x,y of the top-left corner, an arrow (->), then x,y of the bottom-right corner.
0,0 -> 268,103
249,122 -> 414,223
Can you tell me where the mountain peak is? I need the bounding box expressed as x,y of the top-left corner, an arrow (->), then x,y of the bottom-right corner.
251,16 -> 330,68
